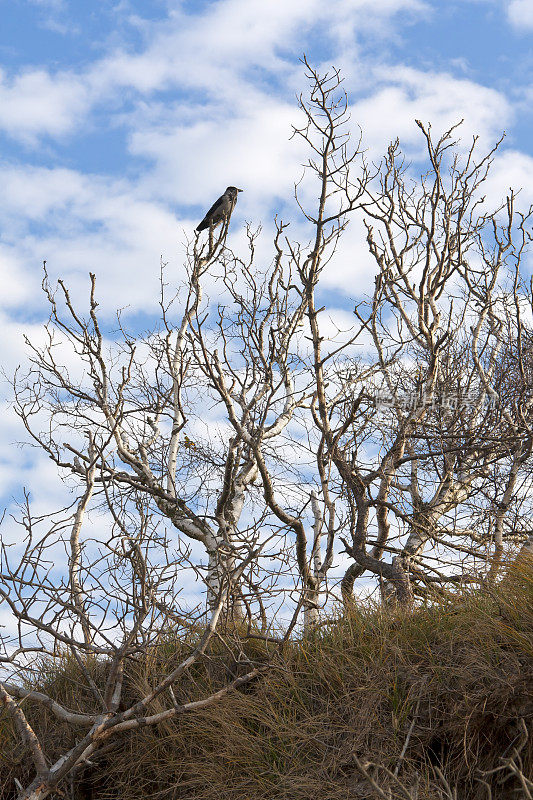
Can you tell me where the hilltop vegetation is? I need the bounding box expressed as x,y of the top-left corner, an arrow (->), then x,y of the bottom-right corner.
1,563 -> 531,800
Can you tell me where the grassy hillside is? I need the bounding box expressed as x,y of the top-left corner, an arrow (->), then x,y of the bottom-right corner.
1,563 -> 532,800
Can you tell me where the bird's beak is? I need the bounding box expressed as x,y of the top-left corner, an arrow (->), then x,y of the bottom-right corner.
237,188 -> 243,192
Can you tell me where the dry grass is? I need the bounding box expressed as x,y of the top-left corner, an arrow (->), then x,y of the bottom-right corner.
1,563 -> 532,800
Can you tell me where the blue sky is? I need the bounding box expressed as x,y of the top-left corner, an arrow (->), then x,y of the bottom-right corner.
1,2 -> 532,176
0,0 -> 532,559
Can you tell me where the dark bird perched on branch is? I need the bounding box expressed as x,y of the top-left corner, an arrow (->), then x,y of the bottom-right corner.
196,186 -> 243,232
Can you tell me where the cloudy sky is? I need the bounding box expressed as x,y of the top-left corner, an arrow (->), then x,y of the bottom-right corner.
1,0 -> 532,555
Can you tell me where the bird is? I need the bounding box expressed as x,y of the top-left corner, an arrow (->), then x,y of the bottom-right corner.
196,186 -> 243,232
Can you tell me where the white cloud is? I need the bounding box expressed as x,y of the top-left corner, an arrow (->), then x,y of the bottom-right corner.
0,62 -> 515,318
91,0 -> 428,99
26,0 -> 65,8
507,0 -> 533,29
0,248 -> 31,308
0,68 -> 88,141
0,164 -> 186,316
129,99 -> 305,207
353,66 -> 512,157
0,0 -> 430,142
485,149 -> 533,206
470,0 -> 533,31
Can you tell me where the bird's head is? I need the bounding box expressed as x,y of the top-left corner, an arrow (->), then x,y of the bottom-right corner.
226,186 -> 243,197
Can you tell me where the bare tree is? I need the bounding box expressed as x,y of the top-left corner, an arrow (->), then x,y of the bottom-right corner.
11,61 -> 533,622
465,201 -> 533,573
2,58 -> 533,798
286,68 -> 533,606
12,223 -> 284,626
0,490 -> 261,799
190,221 -> 340,630
2,223 -> 272,797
